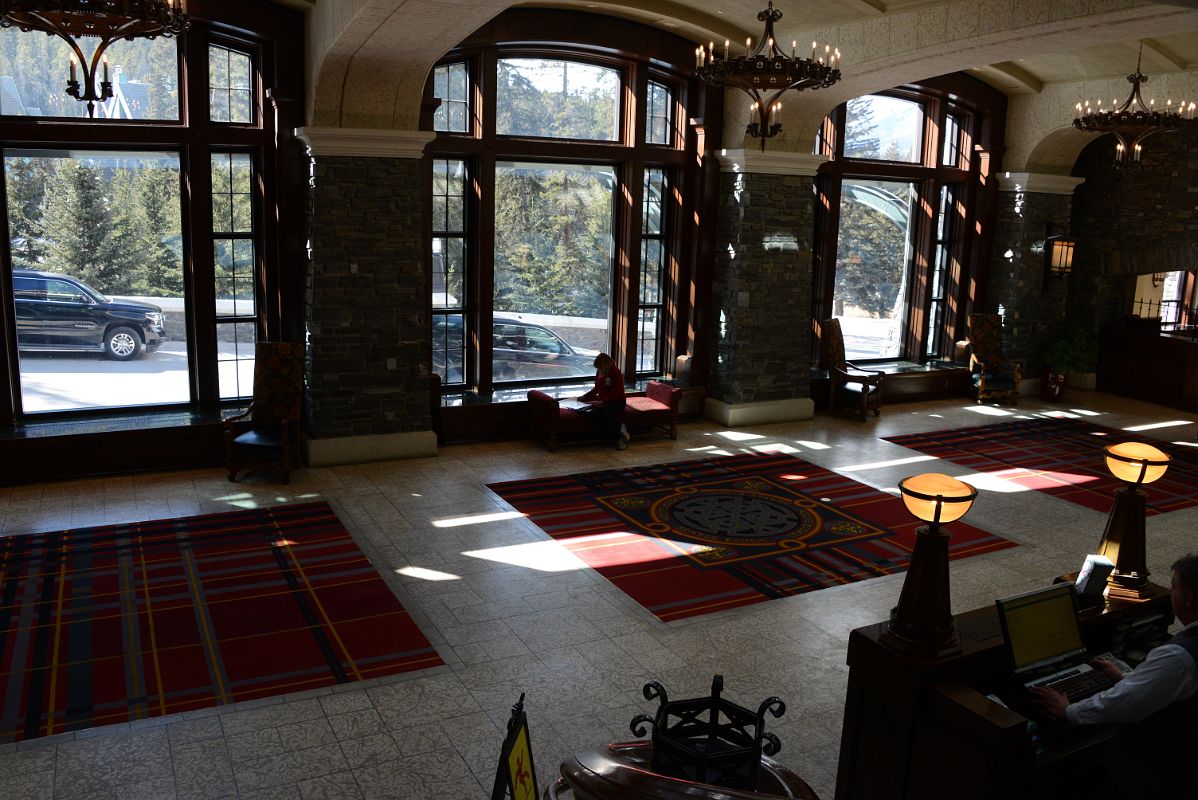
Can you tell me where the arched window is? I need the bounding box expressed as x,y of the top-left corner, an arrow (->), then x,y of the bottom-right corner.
425,10 -> 712,396
814,78 -> 1003,364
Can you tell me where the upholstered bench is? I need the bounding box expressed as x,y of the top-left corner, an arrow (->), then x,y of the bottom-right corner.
527,381 -> 681,451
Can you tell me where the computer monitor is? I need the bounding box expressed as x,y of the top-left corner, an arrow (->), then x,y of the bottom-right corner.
995,583 -> 1086,675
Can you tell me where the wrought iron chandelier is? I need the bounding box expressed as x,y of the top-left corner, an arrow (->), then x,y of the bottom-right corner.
0,0 -> 189,118
1072,42 -> 1195,169
694,1 -> 841,151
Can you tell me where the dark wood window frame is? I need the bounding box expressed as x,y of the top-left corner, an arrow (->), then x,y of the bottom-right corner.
0,4 -> 306,429
422,9 -> 718,400
812,75 -> 1006,365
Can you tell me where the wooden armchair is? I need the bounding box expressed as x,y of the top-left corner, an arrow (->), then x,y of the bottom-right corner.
822,318 -> 883,420
223,342 -> 305,483
967,313 -> 1022,405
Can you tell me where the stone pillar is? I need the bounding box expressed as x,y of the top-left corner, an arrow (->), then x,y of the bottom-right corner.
989,172 -> 1084,373
296,128 -> 438,466
703,150 -> 825,426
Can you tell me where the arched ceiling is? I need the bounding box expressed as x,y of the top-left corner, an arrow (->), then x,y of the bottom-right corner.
305,0 -> 1198,171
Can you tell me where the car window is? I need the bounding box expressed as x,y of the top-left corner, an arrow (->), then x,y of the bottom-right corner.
44,279 -> 89,303
13,277 -> 46,300
493,324 -> 524,350
522,326 -> 568,354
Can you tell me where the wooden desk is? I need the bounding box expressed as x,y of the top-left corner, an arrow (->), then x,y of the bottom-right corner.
834,584 -> 1173,800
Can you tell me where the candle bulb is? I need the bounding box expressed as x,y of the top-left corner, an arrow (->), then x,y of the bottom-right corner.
710,40 -> 715,59
724,39 -> 730,60
791,39 -> 796,59
834,48 -> 840,69
695,47 -> 701,69
750,101 -> 759,125
102,55 -> 109,83
69,55 -> 77,83
746,37 -> 752,56
812,40 -> 817,60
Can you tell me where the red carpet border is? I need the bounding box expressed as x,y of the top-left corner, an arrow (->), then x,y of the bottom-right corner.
0,501 -> 442,743
488,453 -> 1016,622
884,418 -> 1198,514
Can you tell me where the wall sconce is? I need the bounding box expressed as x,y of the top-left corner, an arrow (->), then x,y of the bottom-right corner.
1097,441 -> 1170,599
1043,221 -> 1075,290
880,473 -> 978,658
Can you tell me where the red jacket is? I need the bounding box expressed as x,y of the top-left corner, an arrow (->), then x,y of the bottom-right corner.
581,367 -> 625,406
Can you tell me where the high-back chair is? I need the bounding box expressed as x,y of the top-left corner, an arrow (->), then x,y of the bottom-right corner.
223,341 -> 305,483
967,313 -> 1022,404
822,318 -> 883,420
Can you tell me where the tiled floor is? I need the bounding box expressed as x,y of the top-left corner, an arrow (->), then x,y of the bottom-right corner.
2,391 -> 1196,799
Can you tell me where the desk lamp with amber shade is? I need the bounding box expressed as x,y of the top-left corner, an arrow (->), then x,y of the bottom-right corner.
880,473 -> 978,658
1098,442 -> 1170,599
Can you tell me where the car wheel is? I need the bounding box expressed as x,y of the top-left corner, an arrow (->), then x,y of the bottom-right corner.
105,326 -> 144,361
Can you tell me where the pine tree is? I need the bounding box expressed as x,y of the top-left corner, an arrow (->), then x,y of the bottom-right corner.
4,157 -> 48,268
844,97 -> 881,159
134,166 -> 184,295
39,160 -> 112,286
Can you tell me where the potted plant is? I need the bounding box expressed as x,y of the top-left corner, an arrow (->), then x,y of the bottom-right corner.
1041,319 -> 1099,402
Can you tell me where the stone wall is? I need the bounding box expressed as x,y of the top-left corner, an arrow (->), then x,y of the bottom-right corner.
305,155 -> 430,438
1071,127 -> 1198,329
986,189 -> 1073,372
707,170 -> 813,405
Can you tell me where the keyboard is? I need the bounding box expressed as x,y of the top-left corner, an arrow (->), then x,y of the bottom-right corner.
1028,667 -> 1114,702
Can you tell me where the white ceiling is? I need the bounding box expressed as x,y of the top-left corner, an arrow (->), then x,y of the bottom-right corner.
517,0 -> 1198,96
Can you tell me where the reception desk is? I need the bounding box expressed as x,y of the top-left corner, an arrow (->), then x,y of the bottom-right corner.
834,584 -> 1173,800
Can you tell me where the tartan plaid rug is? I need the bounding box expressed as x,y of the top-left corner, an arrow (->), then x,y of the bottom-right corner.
884,418 -> 1198,514
0,501 -> 442,743
487,453 -> 1016,622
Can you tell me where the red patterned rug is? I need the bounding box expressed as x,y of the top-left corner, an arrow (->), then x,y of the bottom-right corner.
0,501 -> 442,743
884,418 -> 1198,514
487,453 -> 1016,621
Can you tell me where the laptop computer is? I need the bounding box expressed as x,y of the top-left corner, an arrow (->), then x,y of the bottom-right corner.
995,583 -> 1116,703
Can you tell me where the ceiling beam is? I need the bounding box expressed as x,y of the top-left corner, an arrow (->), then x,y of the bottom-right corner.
986,61 -> 1044,94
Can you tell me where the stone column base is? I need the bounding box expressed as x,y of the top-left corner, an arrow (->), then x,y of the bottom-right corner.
306,431 -> 438,467
703,397 -> 814,426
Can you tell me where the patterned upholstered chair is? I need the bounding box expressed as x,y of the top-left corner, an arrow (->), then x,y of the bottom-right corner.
967,313 -> 1022,405
223,342 -> 305,483
822,318 -> 883,420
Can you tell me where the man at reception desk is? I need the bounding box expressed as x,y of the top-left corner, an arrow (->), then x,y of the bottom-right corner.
1032,552 -> 1198,798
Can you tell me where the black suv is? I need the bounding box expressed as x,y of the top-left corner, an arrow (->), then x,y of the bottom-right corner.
433,315 -> 597,383
12,270 -> 166,361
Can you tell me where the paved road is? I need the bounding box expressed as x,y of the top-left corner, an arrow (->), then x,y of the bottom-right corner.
17,342 -> 255,413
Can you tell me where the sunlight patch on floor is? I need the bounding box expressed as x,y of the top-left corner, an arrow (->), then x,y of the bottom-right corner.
751,443 -> 797,454
838,454 -> 939,472
964,405 -> 1014,416
432,510 -> 525,528
1069,408 -> 1102,416
794,440 -> 831,450
1122,420 -> 1193,432
687,445 -> 734,455
714,430 -> 767,441
396,565 -> 461,581
463,540 -> 589,572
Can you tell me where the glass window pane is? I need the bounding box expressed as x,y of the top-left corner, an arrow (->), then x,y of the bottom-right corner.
212,153 -> 253,233
0,29 -> 180,120
209,45 -> 254,124
844,95 -> 924,163
6,150 -> 188,412
433,314 -> 465,384
641,240 -> 662,305
646,81 -> 672,145
637,307 -> 659,373
832,179 -> 916,359
433,62 -> 469,133
942,114 -> 961,167
496,59 -> 620,141
217,321 -> 256,399
493,161 -> 613,382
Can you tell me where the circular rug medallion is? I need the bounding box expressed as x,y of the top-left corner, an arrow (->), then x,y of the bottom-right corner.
660,491 -> 820,545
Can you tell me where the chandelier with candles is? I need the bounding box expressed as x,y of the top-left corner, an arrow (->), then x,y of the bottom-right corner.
1072,43 -> 1195,169
0,0 -> 190,118
695,1 -> 841,151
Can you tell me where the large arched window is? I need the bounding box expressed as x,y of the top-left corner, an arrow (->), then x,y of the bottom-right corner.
0,5 -> 304,423
814,77 -> 1005,364
425,11 -> 714,397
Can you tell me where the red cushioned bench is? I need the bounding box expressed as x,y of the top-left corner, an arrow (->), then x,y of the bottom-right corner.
527,381 -> 682,451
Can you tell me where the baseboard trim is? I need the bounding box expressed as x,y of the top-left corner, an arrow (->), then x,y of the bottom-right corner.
703,397 -> 814,426
306,431 -> 438,466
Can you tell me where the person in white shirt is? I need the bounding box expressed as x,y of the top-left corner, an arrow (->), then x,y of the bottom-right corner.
1032,552 -> 1198,798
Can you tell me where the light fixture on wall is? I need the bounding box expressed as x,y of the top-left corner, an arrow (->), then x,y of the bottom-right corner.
880,473 -> 978,658
694,1 -> 841,151
1043,221 -> 1075,290
1072,42 -> 1195,169
0,0 -> 189,118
